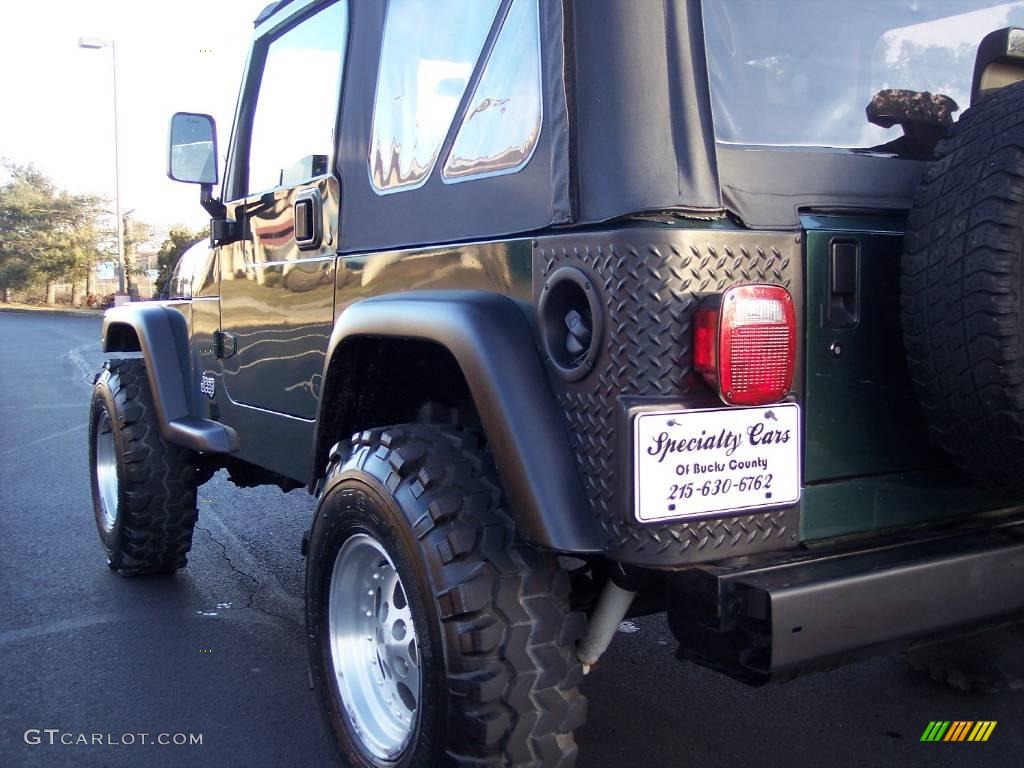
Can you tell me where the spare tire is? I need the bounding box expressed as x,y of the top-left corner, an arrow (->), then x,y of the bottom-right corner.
902,80 -> 1024,496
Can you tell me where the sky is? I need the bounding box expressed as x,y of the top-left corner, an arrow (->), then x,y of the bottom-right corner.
5,0 -> 1024,238
0,0 -> 269,236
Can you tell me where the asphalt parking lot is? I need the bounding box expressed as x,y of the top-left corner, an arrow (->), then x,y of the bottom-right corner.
1,310 -> 1021,768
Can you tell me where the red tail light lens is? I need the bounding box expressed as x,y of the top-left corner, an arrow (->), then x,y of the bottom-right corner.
693,306 -> 719,378
693,285 -> 796,406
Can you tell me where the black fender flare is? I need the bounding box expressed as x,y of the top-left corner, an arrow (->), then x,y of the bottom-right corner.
102,304 -> 238,454
313,291 -> 601,553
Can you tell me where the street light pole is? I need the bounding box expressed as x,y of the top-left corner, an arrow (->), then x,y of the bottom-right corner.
111,40 -> 125,294
122,208 -> 135,296
78,36 -> 126,294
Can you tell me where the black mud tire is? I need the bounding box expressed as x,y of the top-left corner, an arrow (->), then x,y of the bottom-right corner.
903,623 -> 1024,693
305,425 -> 587,768
902,80 -> 1024,495
89,359 -> 198,576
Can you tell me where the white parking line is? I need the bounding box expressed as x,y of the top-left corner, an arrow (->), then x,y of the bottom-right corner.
0,423 -> 86,457
0,404 -> 87,411
63,341 -> 101,386
0,614 -> 123,646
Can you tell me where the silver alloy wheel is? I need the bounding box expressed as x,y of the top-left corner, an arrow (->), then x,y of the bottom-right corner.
329,533 -> 421,760
94,409 -> 119,533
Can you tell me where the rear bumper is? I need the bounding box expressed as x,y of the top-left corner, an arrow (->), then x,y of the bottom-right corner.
668,512 -> 1024,684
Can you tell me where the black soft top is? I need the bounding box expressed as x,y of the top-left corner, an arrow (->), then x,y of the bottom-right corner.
240,0 -> 926,253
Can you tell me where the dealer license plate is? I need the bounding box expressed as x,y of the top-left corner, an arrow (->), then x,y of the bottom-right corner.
633,404 -> 801,523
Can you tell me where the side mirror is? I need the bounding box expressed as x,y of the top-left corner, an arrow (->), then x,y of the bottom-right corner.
168,112 -> 219,185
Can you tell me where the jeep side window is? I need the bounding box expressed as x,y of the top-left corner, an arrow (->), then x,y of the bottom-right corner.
442,0 -> 542,182
189,245 -> 217,297
166,257 -> 189,300
369,0 -> 501,193
167,248 -> 195,300
246,1 -> 347,195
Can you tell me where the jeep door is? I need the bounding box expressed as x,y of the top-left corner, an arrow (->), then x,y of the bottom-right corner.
218,0 -> 347,422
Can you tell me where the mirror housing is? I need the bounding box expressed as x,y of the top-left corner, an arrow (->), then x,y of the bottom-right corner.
168,112 -> 219,185
168,112 -> 229,223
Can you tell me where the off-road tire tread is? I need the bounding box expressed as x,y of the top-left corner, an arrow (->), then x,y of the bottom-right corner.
902,80 -> 1024,493
95,359 -> 198,576
324,424 -> 586,767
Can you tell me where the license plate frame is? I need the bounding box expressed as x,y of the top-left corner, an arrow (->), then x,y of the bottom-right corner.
632,404 -> 801,524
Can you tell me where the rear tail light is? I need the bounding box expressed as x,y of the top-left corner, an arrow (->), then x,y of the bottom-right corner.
693,284 -> 796,406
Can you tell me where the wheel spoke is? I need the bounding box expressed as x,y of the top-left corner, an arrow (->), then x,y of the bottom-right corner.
93,409 -> 119,532
328,534 -> 420,761
407,637 -> 418,668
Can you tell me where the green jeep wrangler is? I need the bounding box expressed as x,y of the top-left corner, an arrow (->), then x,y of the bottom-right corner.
88,0 -> 1024,765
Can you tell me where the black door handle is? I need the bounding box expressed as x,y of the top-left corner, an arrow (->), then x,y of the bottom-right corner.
827,239 -> 859,328
294,189 -> 323,250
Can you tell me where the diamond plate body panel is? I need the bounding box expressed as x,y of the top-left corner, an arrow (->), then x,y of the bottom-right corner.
533,226 -> 803,565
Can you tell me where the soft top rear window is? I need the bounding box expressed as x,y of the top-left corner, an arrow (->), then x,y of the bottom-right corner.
703,0 -> 1024,149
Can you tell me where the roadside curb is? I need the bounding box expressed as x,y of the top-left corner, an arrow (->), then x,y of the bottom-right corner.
0,305 -> 103,319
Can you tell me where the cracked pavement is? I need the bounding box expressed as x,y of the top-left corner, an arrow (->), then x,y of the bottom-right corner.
1,312 -> 1021,768
195,525 -> 261,610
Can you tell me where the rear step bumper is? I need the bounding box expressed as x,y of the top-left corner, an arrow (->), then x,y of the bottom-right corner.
667,514 -> 1024,684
